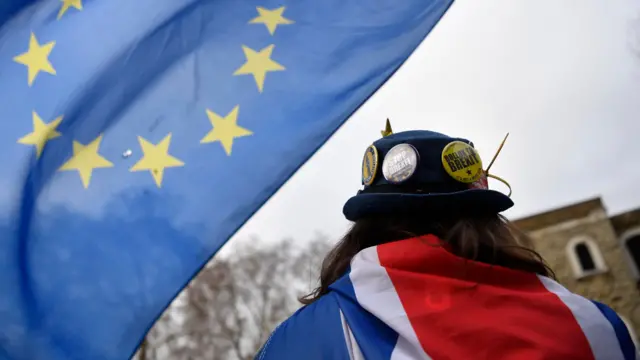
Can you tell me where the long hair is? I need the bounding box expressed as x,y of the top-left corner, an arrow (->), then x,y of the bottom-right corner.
300,213 -> 554,305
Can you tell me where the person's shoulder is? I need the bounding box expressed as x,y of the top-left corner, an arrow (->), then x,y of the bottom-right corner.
588,300 -> 638,360
255,294 -> 352,360
539,276 -> 638,359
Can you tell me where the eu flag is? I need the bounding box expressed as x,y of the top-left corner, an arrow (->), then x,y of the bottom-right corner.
0,0 -> 452,359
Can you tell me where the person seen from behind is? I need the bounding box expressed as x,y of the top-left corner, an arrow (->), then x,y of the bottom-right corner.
256,121 -> 637,360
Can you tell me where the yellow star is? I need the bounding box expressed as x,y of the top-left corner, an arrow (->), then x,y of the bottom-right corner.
13,32 -> 56,86
201,105 -> 252,156
58,0 -> 83,20
17,111 -> 63,158
249,7 -> 294,35
59,135 -> 114,189
130,134 -> 184,188
233,45 -> 284,93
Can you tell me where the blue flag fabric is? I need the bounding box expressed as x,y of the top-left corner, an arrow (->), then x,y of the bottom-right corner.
0,0 -> 453,359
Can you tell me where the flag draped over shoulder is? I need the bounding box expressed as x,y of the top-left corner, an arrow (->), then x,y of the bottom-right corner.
0,0 -> 453,359
257,236 -> 637,360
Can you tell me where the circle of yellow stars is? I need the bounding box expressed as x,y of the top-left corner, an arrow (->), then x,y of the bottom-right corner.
15,5 -> 293,189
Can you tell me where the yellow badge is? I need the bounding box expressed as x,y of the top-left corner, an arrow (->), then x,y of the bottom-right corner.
441,141 -> 483,183
362,145 -> 379,186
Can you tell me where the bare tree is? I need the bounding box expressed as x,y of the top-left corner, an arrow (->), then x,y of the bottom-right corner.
131,295 -> 186,360
134,235 -> 331,360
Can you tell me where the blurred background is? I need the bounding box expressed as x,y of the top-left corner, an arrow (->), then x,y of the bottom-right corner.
134,1 -> 640,358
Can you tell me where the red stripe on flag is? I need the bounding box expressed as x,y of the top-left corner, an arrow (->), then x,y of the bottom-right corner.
376,236 -> 595,360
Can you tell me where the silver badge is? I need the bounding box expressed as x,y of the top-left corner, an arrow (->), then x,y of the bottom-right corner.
382,143 -> 419,184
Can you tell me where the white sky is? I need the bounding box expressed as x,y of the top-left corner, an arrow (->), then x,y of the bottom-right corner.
230,0 -> 640,248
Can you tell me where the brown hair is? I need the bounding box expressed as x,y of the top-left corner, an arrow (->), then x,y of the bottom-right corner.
300,213 -> 554,305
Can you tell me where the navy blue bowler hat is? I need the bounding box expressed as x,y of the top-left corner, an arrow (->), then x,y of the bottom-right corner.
343,127 -> 514,221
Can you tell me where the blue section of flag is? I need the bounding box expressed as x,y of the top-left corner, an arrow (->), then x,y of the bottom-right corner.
257,272 -> 401,360
0,0 -> 34,26
331,273 -> 399,359
0,0 -> 452,359
256,295 -> 352,360
592,301 -> 638,360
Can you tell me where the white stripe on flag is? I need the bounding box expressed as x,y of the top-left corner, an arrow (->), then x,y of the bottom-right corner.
349,246 -> 432,360
538,275 -> 626,360
340,310 -> 365,360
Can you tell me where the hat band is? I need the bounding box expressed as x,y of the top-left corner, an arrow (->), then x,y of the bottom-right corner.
360,182 -> 468,195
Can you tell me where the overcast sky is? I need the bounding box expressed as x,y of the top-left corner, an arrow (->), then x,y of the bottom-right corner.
230,0 -> 640,248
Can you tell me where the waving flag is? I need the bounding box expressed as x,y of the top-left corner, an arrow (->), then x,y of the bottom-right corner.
0,0 -> 453,359
258,236 -> 638,360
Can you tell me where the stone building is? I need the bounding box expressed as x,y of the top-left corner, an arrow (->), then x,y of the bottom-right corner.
513,197 -> 640,343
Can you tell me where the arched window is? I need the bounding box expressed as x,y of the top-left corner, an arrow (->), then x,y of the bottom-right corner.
575,243 -> 596,271
566,236 -> 607,279
620,228 -> 640,280
627,237 -> 640,271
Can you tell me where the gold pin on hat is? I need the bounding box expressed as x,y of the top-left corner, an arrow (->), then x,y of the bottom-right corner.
441,141 -> 484,183
361,144 -> 379,186
441,133 -> 513,196
381,118 -> 393,137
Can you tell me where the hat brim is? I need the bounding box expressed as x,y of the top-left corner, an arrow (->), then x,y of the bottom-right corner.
342,189 -> 514,221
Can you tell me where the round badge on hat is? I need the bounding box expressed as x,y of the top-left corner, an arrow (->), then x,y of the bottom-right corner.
441,141 -> 483,183
361,145 -> 379,186
382,143 -> 419,184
